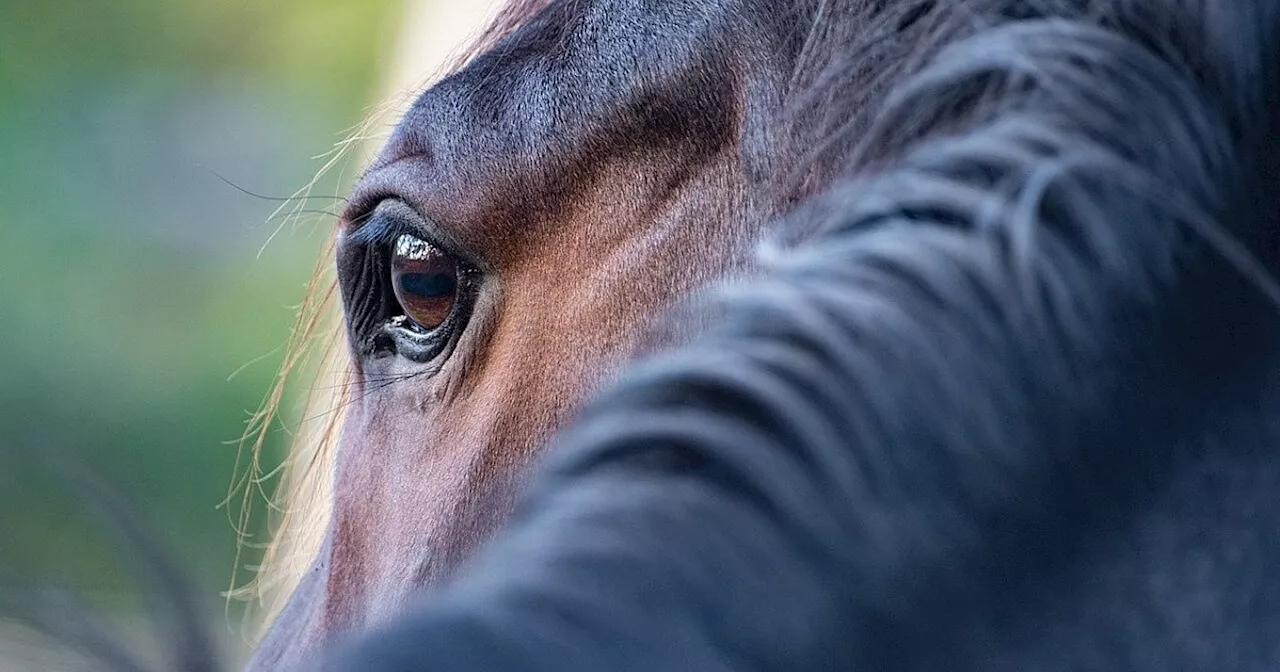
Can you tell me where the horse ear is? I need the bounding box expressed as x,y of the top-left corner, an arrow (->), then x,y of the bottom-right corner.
0,447 -> 223,672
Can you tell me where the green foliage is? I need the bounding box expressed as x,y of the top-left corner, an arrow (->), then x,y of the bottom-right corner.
1,0 -> 396,105
0,0 -> 396,608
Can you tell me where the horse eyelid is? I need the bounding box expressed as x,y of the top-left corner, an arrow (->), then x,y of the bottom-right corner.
346,211 -> 416,247
346,201 -> 480,271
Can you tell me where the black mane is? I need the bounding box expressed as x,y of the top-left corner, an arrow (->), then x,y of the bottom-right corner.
324,1 -> 1280,670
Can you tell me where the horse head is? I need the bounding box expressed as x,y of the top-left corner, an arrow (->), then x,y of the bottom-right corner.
249,1 -> 822,666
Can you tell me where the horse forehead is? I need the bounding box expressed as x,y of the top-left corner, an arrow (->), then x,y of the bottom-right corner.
348,0 -> 821,245
350,69 -> 747,262
377,0 -> 771,159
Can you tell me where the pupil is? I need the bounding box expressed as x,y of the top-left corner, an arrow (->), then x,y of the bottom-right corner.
400,272 -> 456,298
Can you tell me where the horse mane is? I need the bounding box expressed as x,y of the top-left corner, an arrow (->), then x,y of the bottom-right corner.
323,1 -> 1280,669
776,0 -> 1268,204
229,0 -> 556,633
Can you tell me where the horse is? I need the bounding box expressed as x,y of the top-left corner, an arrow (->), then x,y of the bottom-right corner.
247,0 -> 816,665
250,0 -> 1280,669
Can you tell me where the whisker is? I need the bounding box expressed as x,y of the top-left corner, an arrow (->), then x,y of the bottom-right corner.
209,170 -> 350,204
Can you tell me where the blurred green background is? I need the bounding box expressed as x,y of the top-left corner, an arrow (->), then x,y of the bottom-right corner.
0,0 -> 400,631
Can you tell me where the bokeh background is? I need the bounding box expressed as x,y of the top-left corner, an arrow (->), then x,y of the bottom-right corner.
0,1 -> 495,666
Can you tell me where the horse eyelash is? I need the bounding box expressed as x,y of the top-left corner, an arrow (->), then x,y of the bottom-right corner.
346,212 -> 415,248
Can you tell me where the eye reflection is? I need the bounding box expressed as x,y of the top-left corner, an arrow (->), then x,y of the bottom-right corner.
391,233 -> 459,331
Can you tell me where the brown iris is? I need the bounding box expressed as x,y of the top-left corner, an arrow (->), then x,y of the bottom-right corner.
391,233 -> 458,331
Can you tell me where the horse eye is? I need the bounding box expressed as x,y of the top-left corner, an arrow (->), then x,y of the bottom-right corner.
391,233 -> 458,332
